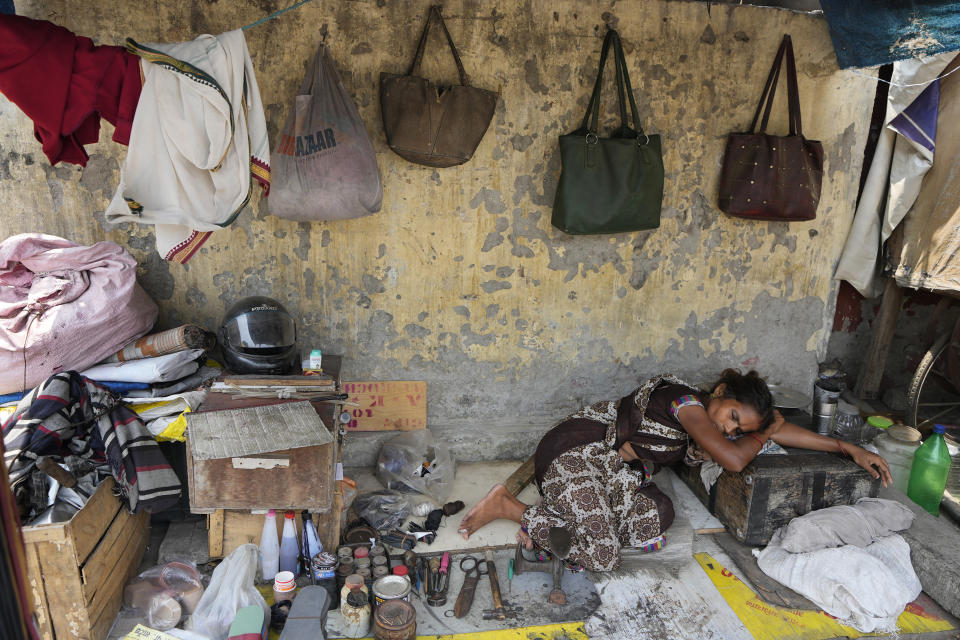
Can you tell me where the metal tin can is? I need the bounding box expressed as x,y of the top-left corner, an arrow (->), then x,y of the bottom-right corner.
372,554 -> 388,567
355,556 -> 371,570
372,574 -> 411,608
373,565 -> 389,579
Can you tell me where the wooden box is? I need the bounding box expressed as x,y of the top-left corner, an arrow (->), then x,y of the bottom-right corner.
674,450 -> 880,545
22,478 -> 150,640
207,483 -> 342,559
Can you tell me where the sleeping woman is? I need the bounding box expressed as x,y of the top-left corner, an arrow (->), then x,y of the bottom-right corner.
458,370 -> 892,571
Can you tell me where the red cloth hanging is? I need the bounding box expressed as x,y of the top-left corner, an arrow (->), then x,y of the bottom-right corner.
0,14 -> 142,166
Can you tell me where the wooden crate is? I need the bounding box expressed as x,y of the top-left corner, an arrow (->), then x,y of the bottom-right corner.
22,478 -> 150,640
674,450 -> 880,545
206,483 -> 343,559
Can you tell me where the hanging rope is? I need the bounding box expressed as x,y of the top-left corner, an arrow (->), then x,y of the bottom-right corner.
847,63 -> 960,88
241,0 -> 319,32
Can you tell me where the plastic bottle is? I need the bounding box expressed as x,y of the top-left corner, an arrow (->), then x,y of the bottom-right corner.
301,513 -> 323,572
259,510 -> 280,582
279,511 -> 300,576
907,424 -> 953,516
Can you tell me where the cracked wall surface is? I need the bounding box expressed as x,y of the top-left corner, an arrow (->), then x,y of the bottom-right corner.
0,0 -> 875,453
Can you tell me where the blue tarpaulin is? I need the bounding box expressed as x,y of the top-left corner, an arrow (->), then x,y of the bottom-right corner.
820,0 -> 960,69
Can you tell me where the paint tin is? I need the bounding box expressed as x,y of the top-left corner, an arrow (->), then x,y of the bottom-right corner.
372,574 -> 411,608
373,599 -> 416,640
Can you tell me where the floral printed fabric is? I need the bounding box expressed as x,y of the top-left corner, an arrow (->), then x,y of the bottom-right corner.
521,441 -> 672,571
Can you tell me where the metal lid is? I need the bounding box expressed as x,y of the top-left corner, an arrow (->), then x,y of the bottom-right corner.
887,424 -> 922,443
373,574 -> 411,598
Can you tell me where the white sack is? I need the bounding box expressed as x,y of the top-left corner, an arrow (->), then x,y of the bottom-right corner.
81,349 -> 204,383
777,497 -> 915,553
757,530 -> 921,633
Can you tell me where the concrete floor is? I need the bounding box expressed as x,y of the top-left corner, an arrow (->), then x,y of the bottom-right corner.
107,462 -> 959,640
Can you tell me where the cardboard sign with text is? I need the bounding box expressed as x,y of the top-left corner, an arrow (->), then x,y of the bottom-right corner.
342,381 -> 426,431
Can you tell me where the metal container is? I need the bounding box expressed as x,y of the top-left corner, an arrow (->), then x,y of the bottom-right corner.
373,599 -> 416,640
355,556 -> 371,570
372,574 -> 411,608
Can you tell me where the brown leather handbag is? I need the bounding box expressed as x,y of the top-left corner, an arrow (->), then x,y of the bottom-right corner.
718,34 -> 823,221
380,5 -> 498,168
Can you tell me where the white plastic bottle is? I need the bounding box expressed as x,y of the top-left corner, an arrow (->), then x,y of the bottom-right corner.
259,509 -> 280,582
301,512 -> 322,574
279,510 -> 300,576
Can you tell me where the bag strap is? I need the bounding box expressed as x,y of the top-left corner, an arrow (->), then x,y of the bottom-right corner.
580,29 -> 647,141
407,5 -> 469,86
300,43 -> 325,95
749,34 -> 802,136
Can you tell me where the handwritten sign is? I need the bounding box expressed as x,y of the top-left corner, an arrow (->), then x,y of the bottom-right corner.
341,381 -> 427,431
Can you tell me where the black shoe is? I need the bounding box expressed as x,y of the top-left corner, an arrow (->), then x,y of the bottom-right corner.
548,526 -> 572,560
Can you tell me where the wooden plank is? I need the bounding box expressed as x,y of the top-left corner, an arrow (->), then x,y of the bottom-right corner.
81,508 -> 143,605
223,375 -> 334,386
86,514 -> 149,640
217,510 -> 304,559
37,538 -> 90,640
503,455 -> 535,497
315,485 -> 342,553
67,477 -> 124,563
189,443 -> 334,510
20,522 -> 68,547
208,509 -> 225,558
854,277 -> 904,399
24,541 -> 53,640
341,381 -> 426,431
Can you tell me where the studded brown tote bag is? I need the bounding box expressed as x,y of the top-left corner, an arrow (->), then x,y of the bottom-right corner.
717,35 -> 823,221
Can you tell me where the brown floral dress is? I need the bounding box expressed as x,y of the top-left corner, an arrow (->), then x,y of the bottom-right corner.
520,374 -> 700,571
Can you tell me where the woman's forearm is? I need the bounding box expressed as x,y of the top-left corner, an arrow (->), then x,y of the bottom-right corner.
769,421 -> 845,453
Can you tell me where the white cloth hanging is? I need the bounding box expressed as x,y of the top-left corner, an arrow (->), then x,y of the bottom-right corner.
834,52 -> 955,297
106,30 -> 270,264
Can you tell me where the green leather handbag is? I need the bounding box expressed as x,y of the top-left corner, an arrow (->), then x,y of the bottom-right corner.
551,29 -> 664,235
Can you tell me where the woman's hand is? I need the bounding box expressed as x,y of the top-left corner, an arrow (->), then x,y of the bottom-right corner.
849,446 -> 893,487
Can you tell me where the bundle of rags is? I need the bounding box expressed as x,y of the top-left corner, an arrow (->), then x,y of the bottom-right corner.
756,497 -> 918,633
105,30 -> 270,264
2,371 -> 181,513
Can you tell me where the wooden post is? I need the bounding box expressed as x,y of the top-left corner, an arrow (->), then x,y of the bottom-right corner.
854,277 -> 904,399
503,455 -> 535,497
208,509 -> 225,558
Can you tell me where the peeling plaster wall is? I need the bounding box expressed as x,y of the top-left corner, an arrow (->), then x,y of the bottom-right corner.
0,1 -> 875,459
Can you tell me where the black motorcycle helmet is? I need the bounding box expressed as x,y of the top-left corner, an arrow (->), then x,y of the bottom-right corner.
219,296 -> 299,374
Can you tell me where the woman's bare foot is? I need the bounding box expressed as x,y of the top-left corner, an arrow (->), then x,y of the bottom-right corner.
516,528 -> 534,550
458,484 -> 528,540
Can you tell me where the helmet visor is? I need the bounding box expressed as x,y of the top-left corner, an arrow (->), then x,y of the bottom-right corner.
223,309 -> 296,351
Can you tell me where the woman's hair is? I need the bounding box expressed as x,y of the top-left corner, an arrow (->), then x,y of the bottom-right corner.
710,368 -> 775,430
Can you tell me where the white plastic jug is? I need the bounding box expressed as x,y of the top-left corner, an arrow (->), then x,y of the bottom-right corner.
259,510 -> 280,582
874,425 -> 921,494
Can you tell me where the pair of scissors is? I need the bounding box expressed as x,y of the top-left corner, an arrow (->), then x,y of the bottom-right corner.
452,555 -> 488,618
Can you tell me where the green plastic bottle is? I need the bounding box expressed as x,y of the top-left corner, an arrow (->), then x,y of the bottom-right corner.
907,424 -> 953,516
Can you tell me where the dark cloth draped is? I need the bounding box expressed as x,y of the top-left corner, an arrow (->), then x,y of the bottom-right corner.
2,371 -> 180,513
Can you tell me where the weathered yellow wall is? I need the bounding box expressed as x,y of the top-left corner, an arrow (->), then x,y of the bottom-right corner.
0,0 -> 874,453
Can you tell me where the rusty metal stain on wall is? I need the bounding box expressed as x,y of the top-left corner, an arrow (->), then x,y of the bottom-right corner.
0,0 -> 876,430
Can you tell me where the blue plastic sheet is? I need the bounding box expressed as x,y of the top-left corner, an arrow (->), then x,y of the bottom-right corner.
820,0 -> 960,68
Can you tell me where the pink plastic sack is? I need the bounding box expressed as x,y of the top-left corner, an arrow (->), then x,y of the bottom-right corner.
0,234 -> 158,394
267,43 -> 383,221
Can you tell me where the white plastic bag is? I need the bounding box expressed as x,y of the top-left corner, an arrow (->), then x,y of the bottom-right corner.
375,430 -> 455,503
267,43 -> 382,221
81,349 -> 204,383
186,544 -> 269,640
